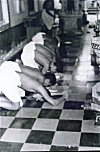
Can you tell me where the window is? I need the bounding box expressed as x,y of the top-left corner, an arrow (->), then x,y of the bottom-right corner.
0,0 -> 10,31
14,0 -> 25,14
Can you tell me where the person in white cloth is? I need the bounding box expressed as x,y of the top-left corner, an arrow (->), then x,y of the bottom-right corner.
21,33 -> 57,74
32,32 -> 58,60
32,32 -> 62,72
31,32 -> 58,59
0,61 -> 65,111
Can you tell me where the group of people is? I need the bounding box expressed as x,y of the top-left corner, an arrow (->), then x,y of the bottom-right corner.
0,31 -> 66,111
0,0 -> 66,111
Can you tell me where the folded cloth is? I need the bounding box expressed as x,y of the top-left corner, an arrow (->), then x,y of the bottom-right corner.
0,61 -> 25,107
32,32 -> 45,45
21,41 -> 39,69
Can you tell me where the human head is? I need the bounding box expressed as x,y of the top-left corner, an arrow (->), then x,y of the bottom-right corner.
44,72 -> 56,86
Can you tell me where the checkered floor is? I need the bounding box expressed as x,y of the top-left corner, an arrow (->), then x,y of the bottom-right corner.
1,29 -> 100,151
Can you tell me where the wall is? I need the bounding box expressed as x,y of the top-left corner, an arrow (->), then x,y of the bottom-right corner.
8,0 -> 28,27
0,0 -> 28,51
0,23 -> 26,51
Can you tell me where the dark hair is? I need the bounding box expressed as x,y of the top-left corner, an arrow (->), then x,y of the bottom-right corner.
43,0 -> 54,10
44,72 -> 56,85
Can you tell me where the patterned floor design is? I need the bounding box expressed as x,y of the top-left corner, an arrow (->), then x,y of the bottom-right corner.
0,29 -> 100,151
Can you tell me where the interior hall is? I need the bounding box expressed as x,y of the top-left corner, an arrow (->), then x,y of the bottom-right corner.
0,0 -> 100,151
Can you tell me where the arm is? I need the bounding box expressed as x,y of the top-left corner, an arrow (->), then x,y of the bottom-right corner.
20,72 -> 64,106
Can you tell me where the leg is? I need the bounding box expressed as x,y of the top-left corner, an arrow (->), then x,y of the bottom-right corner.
0,95 -> 20,110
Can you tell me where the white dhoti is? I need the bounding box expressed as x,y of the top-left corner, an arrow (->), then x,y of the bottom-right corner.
0,61 -> 25,107
21,41 -> 39,69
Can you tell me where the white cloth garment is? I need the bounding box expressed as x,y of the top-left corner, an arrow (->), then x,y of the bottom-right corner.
0,61 -> 25,107
32,32 -> 45,45
54,0 -> 62,9
21,41 -> 39,69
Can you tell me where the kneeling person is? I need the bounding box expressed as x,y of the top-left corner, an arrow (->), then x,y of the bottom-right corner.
0,61 -> 64,111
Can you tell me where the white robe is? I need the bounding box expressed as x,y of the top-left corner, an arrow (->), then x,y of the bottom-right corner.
21,41 -> 39,69
0,61 -> 25,107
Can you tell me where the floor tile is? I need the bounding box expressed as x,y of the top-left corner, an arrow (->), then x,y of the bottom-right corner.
60,110 -> 84,120
0,141 -> 23,152
0,109 -> 18,117
68,92 -> 86,101
70,80 -> 87,87
52,131 -> 81,147
16,107 -> 41,118
0,128 -> 6,138
82,120 -> 100,133
23,99 -> 43,108
38,109 -> 62,119
42,101 -> 64,109
50,145 -> 78,151
21,143 -> 51,151
63,101 -> 84,110
26,130 -> 54,145
0,128 -> 30,143
72,74 -> 88,82
83,110 -> 96,120
0,116 -> 14,128
9,118 -> 35,129
32,118 -> 59,131
80,133 -> 100,147
57,120 -> 82,132
70,86 -> 87,93
63,73 -> 72,81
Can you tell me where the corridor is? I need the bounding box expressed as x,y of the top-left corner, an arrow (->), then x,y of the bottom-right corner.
0,29 -> 100,151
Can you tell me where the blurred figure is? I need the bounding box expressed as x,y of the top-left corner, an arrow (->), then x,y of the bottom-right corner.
82,10 -> 89,34
42,0 -> 55,36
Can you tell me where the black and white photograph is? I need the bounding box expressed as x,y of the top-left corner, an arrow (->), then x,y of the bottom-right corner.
0,0 -> 100,151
